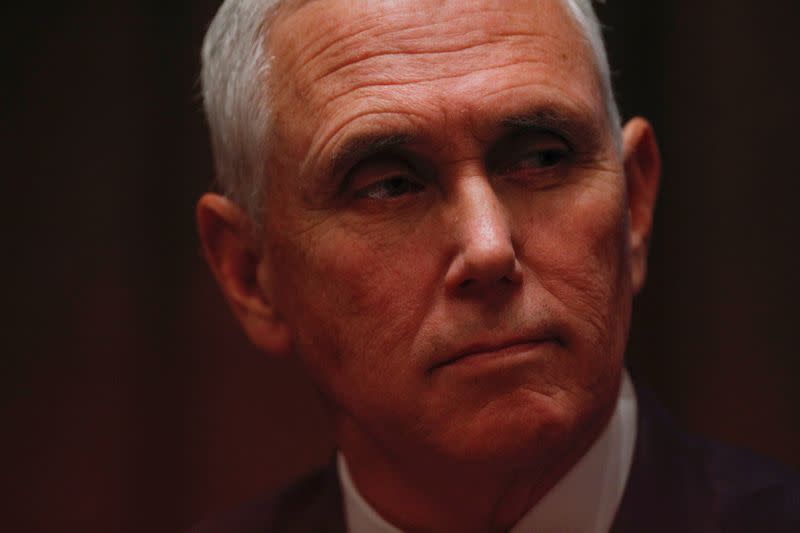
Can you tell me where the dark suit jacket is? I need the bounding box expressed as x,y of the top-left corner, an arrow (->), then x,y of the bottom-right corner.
193,376 -> 800,532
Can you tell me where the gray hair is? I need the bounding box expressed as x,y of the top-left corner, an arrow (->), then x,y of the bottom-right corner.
201,0 -> 622,223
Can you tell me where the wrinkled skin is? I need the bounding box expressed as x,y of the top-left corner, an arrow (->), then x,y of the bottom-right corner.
202,0 -> 659,530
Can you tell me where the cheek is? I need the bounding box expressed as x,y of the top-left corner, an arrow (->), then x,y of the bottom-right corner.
521,181 -> 632,356
267,221 -> 439,392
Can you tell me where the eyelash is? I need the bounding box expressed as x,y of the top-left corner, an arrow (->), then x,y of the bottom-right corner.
355,174 -> 424,200
513,147 -> 569,170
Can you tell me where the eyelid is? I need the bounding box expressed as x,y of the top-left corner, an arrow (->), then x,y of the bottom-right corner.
489,129 -> 571,172
346,155 -> 421,193
508,128 -> 571,152
548,129 -> 574,152
355,175 -> 425,201
519,129 -> 571,149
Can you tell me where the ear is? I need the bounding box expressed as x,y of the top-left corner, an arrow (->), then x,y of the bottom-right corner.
196,193 -> 292,356
622,117 -> 661,294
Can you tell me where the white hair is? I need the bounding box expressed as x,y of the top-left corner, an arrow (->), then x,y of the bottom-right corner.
201,0 -> 621,223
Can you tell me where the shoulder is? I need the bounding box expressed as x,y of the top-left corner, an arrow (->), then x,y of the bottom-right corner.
189,462 -> 345,533
613,372 -> 800,533
707,437 -> 800,532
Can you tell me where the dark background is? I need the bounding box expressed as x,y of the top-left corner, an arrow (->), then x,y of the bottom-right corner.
3,1 -> 799,531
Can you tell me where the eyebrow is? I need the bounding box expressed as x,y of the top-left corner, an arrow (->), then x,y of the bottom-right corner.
329,132 -> 417,179
499,108 -> 591,148
325,106 -> 600,180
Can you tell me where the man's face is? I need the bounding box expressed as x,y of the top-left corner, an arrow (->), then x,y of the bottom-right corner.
261,0 -> 634,467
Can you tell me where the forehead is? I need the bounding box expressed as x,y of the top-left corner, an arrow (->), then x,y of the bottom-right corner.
267,0 -> 605,174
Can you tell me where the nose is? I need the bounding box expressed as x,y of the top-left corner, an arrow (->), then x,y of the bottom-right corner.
444,179 -> 522,294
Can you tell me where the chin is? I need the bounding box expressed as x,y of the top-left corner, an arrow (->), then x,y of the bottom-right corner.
430,385 -> 614,473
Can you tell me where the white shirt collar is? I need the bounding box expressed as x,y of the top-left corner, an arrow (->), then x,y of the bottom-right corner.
338,370 -> 638,533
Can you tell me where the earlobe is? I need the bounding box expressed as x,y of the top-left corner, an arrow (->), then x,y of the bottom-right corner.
196,193 -> 292,356
622,118 -> 661,294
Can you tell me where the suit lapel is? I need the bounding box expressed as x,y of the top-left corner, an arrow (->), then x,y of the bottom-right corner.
271,460 -> 347,533
611,376 -> 719,533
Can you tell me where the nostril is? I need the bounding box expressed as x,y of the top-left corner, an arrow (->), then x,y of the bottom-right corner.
503,266 -> 523,284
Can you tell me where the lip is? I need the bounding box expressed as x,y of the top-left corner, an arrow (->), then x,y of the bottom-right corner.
430,336 -> 558,372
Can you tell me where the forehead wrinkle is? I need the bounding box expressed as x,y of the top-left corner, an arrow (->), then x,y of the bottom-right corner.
308,35 -> 559,90
274,0 -> 598,97
276,13 -> 389,87
299,25 -> 589,107
304,13 -> 551,81
304,14 -> 562,85
274,0 -> 598,110
272,2 -> 434,93
280,2 -> 563,88
285,0 -> 543,65
313,58 -> 602,147
479,78 -> 599,118
302,40 -> 574,119
314,57 -> 549,117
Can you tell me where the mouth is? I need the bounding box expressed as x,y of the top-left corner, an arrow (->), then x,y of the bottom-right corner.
430,336 -> 560,373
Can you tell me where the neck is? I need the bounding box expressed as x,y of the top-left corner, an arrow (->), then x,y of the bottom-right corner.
337,410 -> 613,532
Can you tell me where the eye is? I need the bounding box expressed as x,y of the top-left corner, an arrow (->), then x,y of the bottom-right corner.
517,147 -> 568,169
490,131 -> 572,177
355,174 -> 424,200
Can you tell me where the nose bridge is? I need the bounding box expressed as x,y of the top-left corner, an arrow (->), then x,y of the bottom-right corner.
445,175 -> 521,292
459,178 -> 508,248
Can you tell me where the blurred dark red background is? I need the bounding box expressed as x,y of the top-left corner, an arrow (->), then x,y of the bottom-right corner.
2,1 -> 799,531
